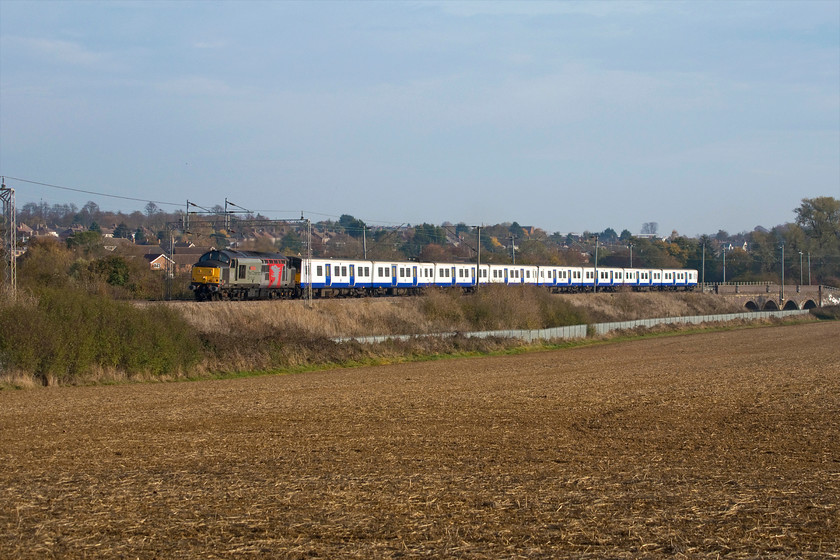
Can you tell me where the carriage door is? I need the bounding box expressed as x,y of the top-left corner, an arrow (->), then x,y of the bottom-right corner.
504,268 -> 509,285
325,264 -> 331,286
391,265 -> 397,287
349,264 -> 355,286
412,266 -> 418,287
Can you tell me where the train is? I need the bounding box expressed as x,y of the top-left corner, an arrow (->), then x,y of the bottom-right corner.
189,249 -> 699,301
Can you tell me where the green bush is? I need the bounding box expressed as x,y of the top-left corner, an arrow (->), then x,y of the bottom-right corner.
0,288 -> 201,384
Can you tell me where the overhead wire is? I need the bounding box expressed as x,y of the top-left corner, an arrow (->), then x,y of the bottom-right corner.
1,176 -> 184,208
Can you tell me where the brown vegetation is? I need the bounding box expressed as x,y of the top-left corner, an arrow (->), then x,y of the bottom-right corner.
0,288 -> 776,386
1,322 -> 837,558
171,289 -> 746,339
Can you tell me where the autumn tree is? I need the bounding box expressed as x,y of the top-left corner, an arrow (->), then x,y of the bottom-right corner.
795,197 -> 840,252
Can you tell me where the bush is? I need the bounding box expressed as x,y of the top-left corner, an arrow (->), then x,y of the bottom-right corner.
0,288 -> 201,384
421,285 -> 589,331
810,304 -> 840,321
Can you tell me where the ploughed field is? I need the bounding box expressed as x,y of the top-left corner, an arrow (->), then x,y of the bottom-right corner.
1,322 -> 838,558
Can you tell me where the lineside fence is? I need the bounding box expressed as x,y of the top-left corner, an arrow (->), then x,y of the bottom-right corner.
334,309 -> 811,345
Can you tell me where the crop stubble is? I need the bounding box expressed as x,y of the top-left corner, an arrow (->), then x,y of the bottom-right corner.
1,322 -> 838,558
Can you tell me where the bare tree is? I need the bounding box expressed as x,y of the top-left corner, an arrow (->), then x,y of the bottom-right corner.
641,222 -> 659,235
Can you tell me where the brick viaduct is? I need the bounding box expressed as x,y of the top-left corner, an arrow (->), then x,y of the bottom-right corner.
703,284 -> 840,311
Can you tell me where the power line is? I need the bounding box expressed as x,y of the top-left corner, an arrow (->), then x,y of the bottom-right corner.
1,176 -> 183,207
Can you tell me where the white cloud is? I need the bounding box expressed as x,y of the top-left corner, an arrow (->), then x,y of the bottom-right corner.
8,36 -> 118,69
426,0 -> 658,18
192,40 -> 227,49
153,75 -> 239,97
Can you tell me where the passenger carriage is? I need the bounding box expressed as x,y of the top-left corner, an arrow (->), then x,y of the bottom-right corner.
595,267 -> 624,290
624,268 -> 652,290
302,258 -> 373,296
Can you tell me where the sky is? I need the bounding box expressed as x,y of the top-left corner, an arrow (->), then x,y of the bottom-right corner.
1,0 -> 838,237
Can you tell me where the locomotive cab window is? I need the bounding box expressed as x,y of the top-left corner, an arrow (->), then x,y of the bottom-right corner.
199,251 -> 230,264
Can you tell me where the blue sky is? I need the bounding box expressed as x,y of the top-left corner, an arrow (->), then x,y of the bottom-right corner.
1,0 -> 838,236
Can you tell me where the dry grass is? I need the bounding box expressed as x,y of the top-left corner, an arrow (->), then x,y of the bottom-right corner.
1,322 -> 838,558
171,291 -> 745,338
555,291 -> 744,323
171,297 -> 438,338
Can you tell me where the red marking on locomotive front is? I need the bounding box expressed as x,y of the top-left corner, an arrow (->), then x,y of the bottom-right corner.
269,263 -> 284,287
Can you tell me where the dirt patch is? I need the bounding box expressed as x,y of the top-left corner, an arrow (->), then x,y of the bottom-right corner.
1,322 -> 838,558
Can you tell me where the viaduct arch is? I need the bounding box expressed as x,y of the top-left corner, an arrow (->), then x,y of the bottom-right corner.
709,284 -> 835,312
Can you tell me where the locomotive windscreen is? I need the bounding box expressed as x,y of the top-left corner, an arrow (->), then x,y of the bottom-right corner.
199,251 -> 230,264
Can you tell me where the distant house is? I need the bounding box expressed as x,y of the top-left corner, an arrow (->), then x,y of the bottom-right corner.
172,254 -> 201,274
143,246 -> 214,274
144,253 -> 174,271
16,223 -> 33,242
311,230 -> 331,245
59,225 -> 87,239
33,225 -> 59,238
721,241 -> 748,252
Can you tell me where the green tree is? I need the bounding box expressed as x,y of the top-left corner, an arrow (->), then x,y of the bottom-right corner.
277,231 -> 303,254
600,228 -> 618,243
795,196 -> 840,251
113,223 -> 131,239
338,214 -> 366,239
66,230 -> 103,256
90,255 -> 131,287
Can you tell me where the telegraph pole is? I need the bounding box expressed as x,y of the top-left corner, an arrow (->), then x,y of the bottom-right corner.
780,242 -> 785,303
306,218 -> 313,306
0,177 -> 16,299
509,235 -> 516,264
799,251 -> 803,286
476,226 -> 481,292
593,235 -> 599,293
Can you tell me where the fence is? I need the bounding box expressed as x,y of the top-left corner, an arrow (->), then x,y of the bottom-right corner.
334,309 -> 811,345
